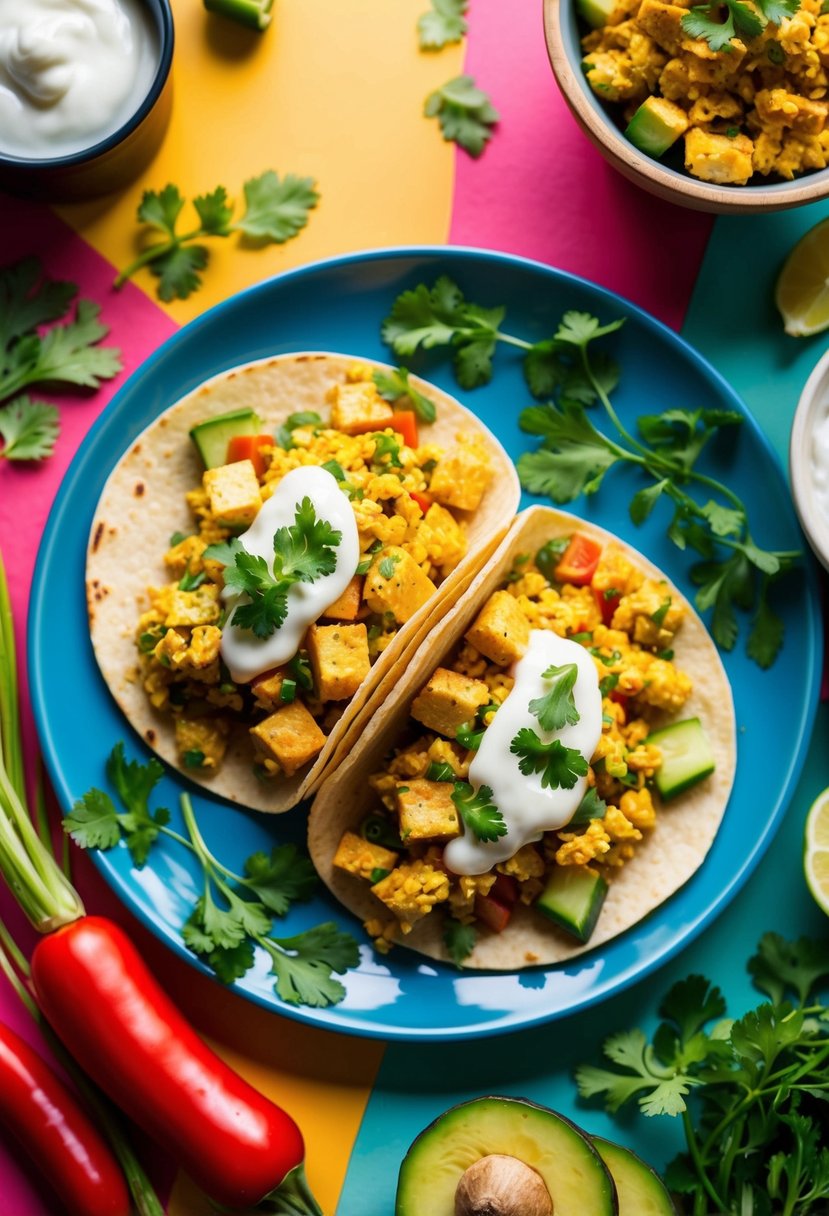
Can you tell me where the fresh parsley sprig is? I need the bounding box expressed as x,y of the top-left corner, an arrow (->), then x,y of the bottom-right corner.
424,75 -> 499,157
380,277 -> 798,666
204,496 -> 342,639
450,781 -> 507,841
115,171 -> 320,302
681,0 -> 799,53
576,933 -> 829,1215
418,0 -> 468,49
64,746 -> 359,1008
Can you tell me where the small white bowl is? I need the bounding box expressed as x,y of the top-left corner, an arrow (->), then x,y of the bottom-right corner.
790,347 -> 829,572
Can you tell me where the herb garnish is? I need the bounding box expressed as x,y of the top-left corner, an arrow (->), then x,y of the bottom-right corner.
510,729 -> 589,790
418,0 -> 468,49
571,787 -> 607,823
115,172 -> 320,302
204,496 -> 342,639
450,781 -> 507,841
444,918 -> 477,967
380,277 -> 798,666
528,662 -> 580,732
378,553 -> 401,579
64,746 -> 359,1007
576,933 -> 829,1214
0,398 -> 60,463
424,75 -> 499,157
277,411 -> 322,450
372,366 -> 437,423
680,0 -> 799,53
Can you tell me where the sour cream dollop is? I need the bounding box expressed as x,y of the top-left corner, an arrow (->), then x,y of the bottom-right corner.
444,630 -> 603,876
219,466 -> 360,686
0,0 -> 158,160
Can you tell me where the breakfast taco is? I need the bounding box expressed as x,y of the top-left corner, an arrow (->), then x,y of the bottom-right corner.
308,505 -> 736,968
86,352 -> 520,814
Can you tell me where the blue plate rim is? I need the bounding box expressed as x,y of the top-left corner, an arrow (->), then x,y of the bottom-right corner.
28,243 -> 823,1040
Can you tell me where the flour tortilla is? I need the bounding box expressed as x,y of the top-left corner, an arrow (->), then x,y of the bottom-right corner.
308,505 -> 737,969
86,352 -> 519,814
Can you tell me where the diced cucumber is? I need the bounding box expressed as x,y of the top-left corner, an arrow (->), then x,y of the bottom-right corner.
189,408 -> 262,469
625,97 -> 688,158
577,0 -> 616,28
646,717 -> 715,801
537,866 -> 607,943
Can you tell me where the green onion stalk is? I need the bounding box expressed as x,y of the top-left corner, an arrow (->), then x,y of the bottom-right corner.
0,549 -> 165,1216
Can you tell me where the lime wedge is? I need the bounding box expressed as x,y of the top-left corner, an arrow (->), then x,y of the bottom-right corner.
775,217 -> 829,337
804,785 -> 829,914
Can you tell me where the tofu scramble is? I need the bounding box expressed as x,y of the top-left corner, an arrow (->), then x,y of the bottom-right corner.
581,0 -> 829,184
135,366 -> 493,782
332,533 -> 709,957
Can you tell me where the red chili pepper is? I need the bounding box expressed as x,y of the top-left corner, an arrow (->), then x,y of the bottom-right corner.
226,433 -> 273,478
0,1021 -> 130,1216
31,917 -> 314,1212
555,534 -> 603,586
409,490 -> 432,516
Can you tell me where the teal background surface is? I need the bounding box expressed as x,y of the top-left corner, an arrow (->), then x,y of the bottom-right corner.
337,212 -> 829,1213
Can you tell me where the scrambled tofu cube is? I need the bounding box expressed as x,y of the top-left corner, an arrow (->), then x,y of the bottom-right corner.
364,546 -> 436,624
410,667 -> 491,738
636,0 -> 688,54
428,438 -> 492,512
333,831 -> 399,880
306,623 -> 371,702
465,590 -> 530,667
250,702 -> 326,776
328,381 -> 394,435
422,503 -> 467,574
165,583 -> 221,627
755,88 -> 828,137
202,460 -> 262,528
321,575 -> 363,621
371,860 -> 450,930
250,668 -> 286,711
174,716 -> 229,770
397,779 -> 461,842
685,128 -> 754,185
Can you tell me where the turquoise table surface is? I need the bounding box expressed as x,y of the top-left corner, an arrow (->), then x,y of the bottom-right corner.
337,206 -> 829,1215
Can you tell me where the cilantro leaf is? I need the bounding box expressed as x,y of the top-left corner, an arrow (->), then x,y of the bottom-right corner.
382,276 -> 469,356
137,184 -> 185,238
62,788 -> 122,851
748,932 -> 829,1006
747,588 -> 785,669
202,537 -> 245,566
242,843 -> 318,916
528,662 -> 580,732
276,411 -> 322,449
451,782 -> 507,842
444,918 -> 476,967
0,258 -> 77,356
417,0 -> 468,49
105,743 -> 170,866
0,398 -> 59,462
756,0 -> 800,20
555,312 -> 625,348
30,300 -> 122,389
274,496 -> 342,582
424,75 -> 499,157
576,1027 -> 700,1116
204,940 -> 257,984
517,402 -> 618,502
235,172 -> 319,243
231,583 -> 289,638
570,786 -> 607,824
265,923 -> 360,1007
510,728 -> 588,790
630,479 -> 669,525
150,245 -> 210,303
373,366 -> 437,423
193,186 -> 234,235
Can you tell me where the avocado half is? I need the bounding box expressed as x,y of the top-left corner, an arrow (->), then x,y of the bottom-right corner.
395,1096 -> 618,1216
593,1138 -> 678,1215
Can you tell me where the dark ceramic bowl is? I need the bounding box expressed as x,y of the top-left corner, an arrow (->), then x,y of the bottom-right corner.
0,0 -> 174,202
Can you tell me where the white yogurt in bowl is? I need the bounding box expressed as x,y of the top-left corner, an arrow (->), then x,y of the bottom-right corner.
790,345 -> 829,572
0,0 -> 159,160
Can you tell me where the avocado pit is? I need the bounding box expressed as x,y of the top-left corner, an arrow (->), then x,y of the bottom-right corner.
454,1153 -> 554,1216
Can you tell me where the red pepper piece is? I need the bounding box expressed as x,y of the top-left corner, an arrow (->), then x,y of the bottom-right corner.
555,535 -> 603,586
0,1021 -> 130,1216
348,411 -> 419,448
31,917 -> 313,1211
226,434 -> 273,478
409,490 -> 432,516
490,873 -> 519,907
593,585 -> 621,627
474,893 -> 513,934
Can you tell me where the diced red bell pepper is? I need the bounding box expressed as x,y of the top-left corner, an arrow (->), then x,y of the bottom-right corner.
555,534 -> 603,586
409,490 -> 432,515
474,892 -> 513,934
594,585 -> 621,627
490,873 -> 519,907
349,411 -> 419,449
226,434 -> 273,478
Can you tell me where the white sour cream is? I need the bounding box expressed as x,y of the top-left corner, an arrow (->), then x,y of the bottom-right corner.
444,630 -> 603,876
219,466 -> 360,685
811,408 -> 829,525
0,0 -> 158,160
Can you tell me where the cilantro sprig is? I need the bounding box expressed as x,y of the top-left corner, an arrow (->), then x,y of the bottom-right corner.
115,171 -> 320,302
380,278 -> 798,666
64,746 -> 359,1008
0,398 -> 59,463
372,366 -> 437,423
576,934 -> 829,1214
510,729 -> 589,790
204,496 -> 342,639
425,75 -> 499,157
528,662 -> 580,732
450,781 -> 507,842
681,0 -> 799,53
418,0 -> 468,49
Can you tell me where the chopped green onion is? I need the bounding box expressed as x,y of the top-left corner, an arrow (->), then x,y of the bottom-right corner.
360,814 -> 401,850
203,0 -> 275,31
369,867 -> 390,884
280,678 -> 297,703
183,749 -> 206,769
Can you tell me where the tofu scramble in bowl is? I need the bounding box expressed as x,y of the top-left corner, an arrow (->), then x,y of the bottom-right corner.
309,507 -> 736,969
85,353 -> 520,814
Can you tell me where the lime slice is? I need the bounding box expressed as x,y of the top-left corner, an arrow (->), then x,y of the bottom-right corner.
775,217 -> 829,337
804,785 -> 829,914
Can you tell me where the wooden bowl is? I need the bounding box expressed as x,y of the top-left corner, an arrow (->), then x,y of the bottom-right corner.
543,0 -> 829,213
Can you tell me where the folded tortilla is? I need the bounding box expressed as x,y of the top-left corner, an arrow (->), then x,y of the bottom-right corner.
308,505 -> 737,969
86,352 -> 519,814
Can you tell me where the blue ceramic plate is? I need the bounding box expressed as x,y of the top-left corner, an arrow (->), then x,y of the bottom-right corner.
29,248 -> 821,1041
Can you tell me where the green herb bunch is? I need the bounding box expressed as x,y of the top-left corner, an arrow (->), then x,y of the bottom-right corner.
0,257 -> 122,464
681,0 -> 800,54
380,276 -> 799,667
64,745 -> 359,1008
576,934 -> 829,1215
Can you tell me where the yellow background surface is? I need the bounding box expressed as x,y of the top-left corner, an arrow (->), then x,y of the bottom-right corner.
58,0 -> 463,323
